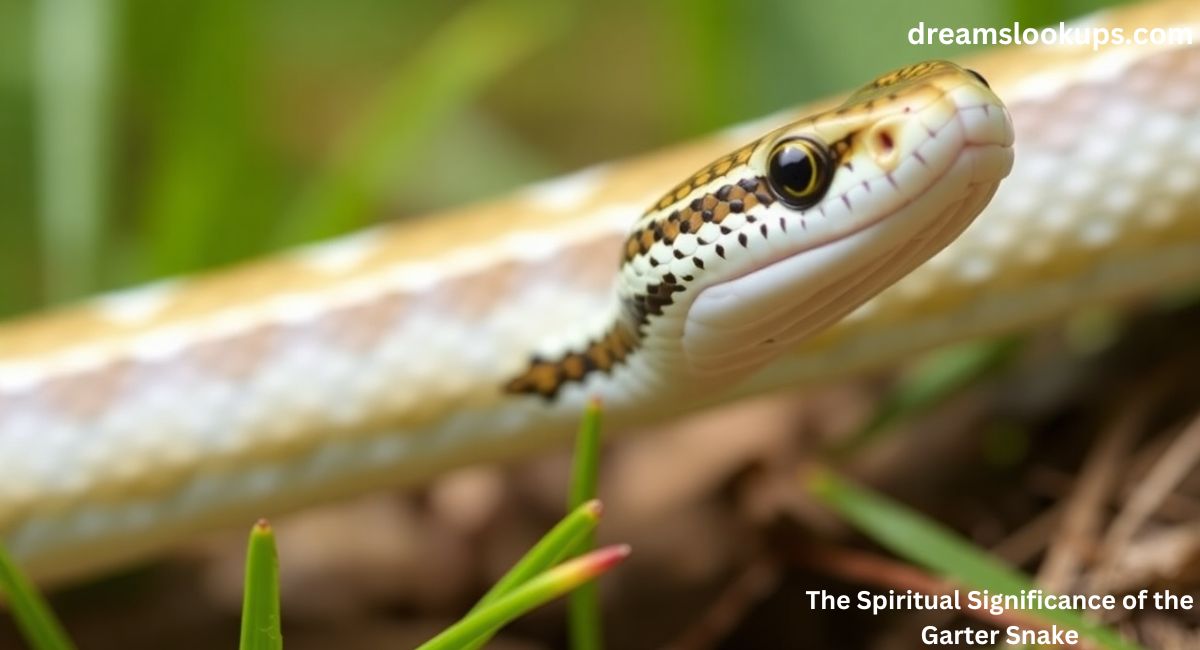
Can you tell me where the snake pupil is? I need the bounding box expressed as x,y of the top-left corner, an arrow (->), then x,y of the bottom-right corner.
766,137 -> 831,209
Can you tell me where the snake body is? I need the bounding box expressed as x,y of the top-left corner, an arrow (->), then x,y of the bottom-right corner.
2,0 -> 1200,581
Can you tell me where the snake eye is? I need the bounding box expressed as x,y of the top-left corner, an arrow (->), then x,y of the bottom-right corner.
766,136 -> 833,209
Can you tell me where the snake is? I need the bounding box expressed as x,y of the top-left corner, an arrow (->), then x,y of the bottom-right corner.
2,0 -> 1199,583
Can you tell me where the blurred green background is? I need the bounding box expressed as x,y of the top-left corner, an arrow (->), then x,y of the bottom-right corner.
0,0 -> 1130,318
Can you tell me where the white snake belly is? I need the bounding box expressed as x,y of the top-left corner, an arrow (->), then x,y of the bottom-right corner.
1,0 -> 1199,581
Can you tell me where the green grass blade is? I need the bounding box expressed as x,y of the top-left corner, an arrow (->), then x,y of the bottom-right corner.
471,500 -> 603,613
462,499 -> 603,650
419,545 -> 629,650
806,468 -> 1143,650
567,399 -> 604,650
463,405 -> 606,650
32,0 -> 114,302
0,544 -> 75,650
239,519 -> 282,650
130,1 -> 273,278
833,338 -> 1022,457
568,399 -> 603,512
282,0 -> 577,244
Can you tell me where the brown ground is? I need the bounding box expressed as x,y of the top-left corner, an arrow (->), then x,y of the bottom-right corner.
2,301 -> 1199,649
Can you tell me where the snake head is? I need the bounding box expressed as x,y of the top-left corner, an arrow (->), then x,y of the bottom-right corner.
506,61 -> 1013,401
618,60 -> 1014,381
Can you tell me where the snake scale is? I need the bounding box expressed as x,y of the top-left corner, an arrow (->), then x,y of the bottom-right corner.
2,0 -> 1199,582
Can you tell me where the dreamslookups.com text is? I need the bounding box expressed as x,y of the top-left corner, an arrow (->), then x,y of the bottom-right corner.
908,21 -> 1194,51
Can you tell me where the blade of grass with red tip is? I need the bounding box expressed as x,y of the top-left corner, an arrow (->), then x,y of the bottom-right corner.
472,499 -> 604,613
462,499 -> 604,650
418,545 -> 630,650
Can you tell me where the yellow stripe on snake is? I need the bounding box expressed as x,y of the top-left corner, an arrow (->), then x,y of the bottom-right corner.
3,0 -> 1199,582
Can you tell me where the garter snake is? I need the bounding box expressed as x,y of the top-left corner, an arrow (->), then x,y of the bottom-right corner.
1,0 -> 1198,583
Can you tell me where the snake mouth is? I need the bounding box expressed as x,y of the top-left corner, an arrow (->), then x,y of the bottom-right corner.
681,101 -> 1013,377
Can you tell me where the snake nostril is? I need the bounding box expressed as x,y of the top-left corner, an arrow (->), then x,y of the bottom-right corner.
866,121 -> 903,170
877,130 -> 894,154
